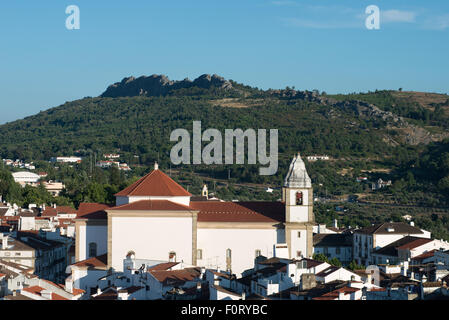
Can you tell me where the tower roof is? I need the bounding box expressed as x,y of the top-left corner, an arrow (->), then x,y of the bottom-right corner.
284,153 -> 312,188
115,169 -> 192,197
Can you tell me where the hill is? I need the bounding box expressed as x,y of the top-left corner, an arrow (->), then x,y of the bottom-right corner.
0,74 -> 448,208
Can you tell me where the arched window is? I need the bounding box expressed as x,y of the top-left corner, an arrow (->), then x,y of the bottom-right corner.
88,242 -> 97,258
295,191 -> 303,205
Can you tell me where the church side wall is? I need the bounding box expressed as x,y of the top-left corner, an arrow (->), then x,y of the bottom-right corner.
110,216 -> 193,271
197,226 -> 278,276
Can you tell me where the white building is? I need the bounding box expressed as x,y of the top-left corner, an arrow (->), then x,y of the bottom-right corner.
12,171 -> 40,185
75,154 -> 315,276
353,222 -> 431,266
50,157 -> 82,164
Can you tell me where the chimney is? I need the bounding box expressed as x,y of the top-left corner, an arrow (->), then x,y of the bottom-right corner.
202,185 -> 208,198
300,274 -> 316,290
42,204 -> 46,211
53,203 -> 56,209
334,219 -> 338,229
41,290 -> 53,300
338,290 -> 345,300
65,277 -> 73,294
241,291 -> 246,300
2,236 -> 8,250
410,221 -> 415,227
118,290 -> 128,300
402,261 -> 409,277
12,290 -> 17,297
154,162 -> 159,170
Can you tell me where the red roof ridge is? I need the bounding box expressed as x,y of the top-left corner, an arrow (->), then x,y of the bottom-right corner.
109,199 -> 194,211
115,169 -> 191,197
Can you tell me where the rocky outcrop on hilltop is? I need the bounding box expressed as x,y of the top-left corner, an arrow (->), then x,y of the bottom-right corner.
101,74 -> 233,98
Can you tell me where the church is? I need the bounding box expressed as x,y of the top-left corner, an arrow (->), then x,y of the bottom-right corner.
74,153 -> 315,275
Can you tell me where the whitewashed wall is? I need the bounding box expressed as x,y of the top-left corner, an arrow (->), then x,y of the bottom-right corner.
197,228 -> 278,276
111,216 -> 193,271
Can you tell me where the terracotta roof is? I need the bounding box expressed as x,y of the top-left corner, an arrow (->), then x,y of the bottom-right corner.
42,206 -> 76,217
147,262 -> 179,271
397,237 -> 433,250
355,222 -> 423,235
412,250 -> 436,261
192,201 -> 285,223
71,254 -> 107,269
92,287 -> 118,300
373,236 -> 432,257
109,200 -> 194,211
115,169 -> 191,197
150,267 -> 201,286
77,203 -> 112,220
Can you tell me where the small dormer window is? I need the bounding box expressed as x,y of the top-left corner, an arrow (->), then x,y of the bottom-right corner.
296,192 -> 303,205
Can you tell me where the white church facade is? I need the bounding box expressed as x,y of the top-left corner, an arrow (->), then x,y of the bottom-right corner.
74,154 -> 315,276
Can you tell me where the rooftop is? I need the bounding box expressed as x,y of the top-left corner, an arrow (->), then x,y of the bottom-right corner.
115,168 -> 191,197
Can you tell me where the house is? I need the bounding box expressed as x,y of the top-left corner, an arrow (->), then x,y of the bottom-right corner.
353,222 -> 431,266
74,154 -> 316,276
315,266 -> 361,283
372,236 -> 449,265
42,181 -> 65,197
65,254 -> 108,295
371,178 -> 392,190
12,171 -> 40,186
0,259 -> 34,297
313,233 -> 353,264
3,278 -> 84,300
0,232 -> 69,283
50,157 -> 82,164
147,267 -> 203,300
91,285 -> 146,300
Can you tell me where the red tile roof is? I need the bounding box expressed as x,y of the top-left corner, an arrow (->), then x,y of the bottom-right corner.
71,254 -> 107,269
77,203 -> 112,220
42,206 -> 77,217
192,201 -> 285,223
22,285 -> 44,295
150,268 -> 201,286
147,262 -> 179,271
115,169 -> 191,197
397,238 -> 432,250
411,250 -> 436,261
110,200 -> 194,211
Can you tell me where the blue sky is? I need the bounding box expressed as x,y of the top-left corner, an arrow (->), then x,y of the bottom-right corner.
0,0 -> 448,124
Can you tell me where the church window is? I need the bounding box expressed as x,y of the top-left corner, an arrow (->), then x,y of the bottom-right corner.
197,249 -> 203,260
88,242 -> 97,258
169,251 -> 176,262
297,231 -> 301,238
295,192 -> 303,205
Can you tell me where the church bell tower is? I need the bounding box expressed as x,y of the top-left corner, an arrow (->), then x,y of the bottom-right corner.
282,153 -> 314,259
